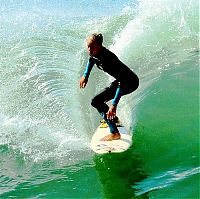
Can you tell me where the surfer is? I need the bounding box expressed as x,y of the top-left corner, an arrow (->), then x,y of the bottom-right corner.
80,33 -> 139,141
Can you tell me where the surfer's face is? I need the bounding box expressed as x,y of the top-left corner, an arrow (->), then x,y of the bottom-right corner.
86,38 -> 101,57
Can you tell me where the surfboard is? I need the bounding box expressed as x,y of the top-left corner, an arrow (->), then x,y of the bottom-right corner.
91,121 -> 132,154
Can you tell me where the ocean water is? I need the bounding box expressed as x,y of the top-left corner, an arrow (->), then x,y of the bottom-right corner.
0,0 -> 199,198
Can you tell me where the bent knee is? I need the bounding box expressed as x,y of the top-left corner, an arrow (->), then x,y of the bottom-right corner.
91,97 -> 98,108
131,76 -> 139,91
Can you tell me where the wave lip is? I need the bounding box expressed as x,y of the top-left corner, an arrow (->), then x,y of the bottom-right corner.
112,0 -> 198,60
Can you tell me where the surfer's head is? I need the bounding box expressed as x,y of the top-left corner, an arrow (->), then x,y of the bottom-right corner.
86,33 -> 103,56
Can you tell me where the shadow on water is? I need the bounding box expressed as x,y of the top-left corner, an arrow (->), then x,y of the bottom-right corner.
93,145 -> 149,199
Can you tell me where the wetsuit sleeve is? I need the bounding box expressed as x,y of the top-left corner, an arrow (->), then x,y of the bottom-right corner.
83,57 -> 95,79
111,84 -> 122,106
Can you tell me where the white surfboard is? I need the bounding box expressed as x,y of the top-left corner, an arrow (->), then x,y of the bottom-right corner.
91,122 -> 132,154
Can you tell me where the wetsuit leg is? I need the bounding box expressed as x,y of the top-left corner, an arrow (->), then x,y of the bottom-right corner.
91,76 -> 139,133
91,81 -> 119,133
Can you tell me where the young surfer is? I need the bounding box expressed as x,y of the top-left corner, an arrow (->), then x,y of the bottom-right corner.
80,33 -> 139,141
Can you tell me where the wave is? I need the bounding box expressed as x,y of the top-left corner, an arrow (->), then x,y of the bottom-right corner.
133,166 -> 200,196
0,0 -> 198,163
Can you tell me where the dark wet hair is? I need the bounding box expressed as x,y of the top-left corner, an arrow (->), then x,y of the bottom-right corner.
88,33 -> 103,45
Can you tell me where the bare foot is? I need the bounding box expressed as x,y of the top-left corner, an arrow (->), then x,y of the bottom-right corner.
100,132 -> 121,141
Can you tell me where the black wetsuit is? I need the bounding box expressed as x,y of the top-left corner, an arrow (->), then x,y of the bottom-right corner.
83,47 -> 139,133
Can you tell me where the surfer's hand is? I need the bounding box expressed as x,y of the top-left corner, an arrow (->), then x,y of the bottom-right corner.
106,105 -> 117,120
80,76 -> 88,88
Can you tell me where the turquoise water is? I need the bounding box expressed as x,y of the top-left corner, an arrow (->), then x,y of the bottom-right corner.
0,0 -> 199,198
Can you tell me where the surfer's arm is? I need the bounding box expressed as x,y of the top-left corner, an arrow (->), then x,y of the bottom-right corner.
107,84 -> 121,119
80,58 -> 95,88
111,83 -> 122,106
107,86 -> 121,119
83,57 -> 95,79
